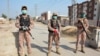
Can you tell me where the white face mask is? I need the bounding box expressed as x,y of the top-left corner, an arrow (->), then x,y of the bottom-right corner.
53,16 -> 57,20
22,10 -> 27,14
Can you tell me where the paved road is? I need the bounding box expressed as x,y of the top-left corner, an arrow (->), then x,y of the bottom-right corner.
26,22 -> 100,56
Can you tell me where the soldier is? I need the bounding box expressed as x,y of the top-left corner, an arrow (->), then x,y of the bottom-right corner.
74,12 -> 89,53
15,6 -> 34,56
48,13 -> 61,56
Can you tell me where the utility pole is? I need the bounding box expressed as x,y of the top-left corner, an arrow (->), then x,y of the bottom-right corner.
97,0 -> 100,26
7,0 -> 9,19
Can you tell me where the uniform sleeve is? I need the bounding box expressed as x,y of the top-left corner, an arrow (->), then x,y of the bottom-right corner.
15,16 -> 21,28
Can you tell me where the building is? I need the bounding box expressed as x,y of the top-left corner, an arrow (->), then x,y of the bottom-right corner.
41,11 -> 52,20
41,11 -> 52,24
68,6 -> 73,25
77,3 -> 83,18
68,0 -> 100,26
58,15 -> 69,26
94,0 -> 100,26
68,4 -> 77,25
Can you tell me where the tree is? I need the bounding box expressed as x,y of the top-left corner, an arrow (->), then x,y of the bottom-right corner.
2,14 -> 7,19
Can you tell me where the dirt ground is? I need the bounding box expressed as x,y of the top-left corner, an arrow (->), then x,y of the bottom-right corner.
0,21 -> 76,56
0,21 -> 100,56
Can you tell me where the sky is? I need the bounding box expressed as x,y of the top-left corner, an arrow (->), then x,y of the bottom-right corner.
0,0 -> 86,19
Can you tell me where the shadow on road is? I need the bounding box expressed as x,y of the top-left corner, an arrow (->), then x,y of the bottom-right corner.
60,45 -> 75,52
43,41 -> 55,46
12,32 -> 19,56
31,43 -> 48,54
69,42 -> 76,44
43,41 -> 75,52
